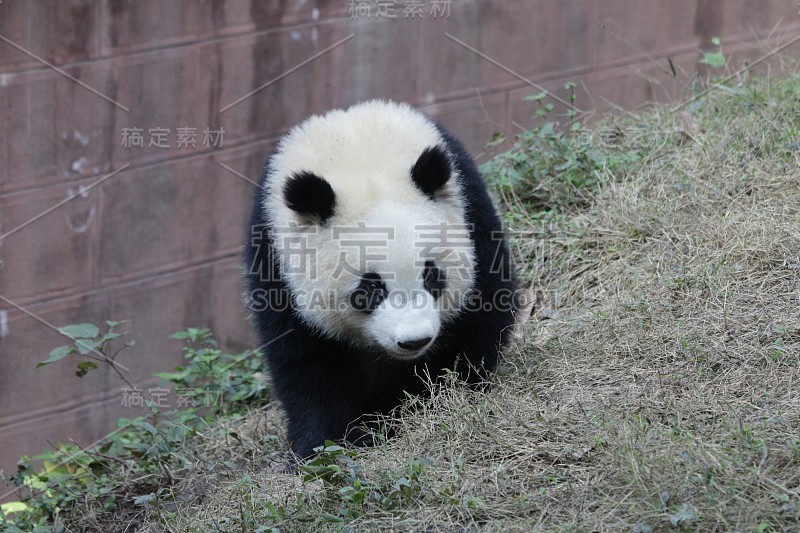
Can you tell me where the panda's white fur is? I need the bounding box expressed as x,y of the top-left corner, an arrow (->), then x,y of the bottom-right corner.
262,100 -> 475,357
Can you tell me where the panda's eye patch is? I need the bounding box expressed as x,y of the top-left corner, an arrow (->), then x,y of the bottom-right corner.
423,260 -> 446,299
351,273 -> 388,313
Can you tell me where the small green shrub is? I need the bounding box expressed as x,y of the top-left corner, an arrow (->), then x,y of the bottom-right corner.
699,36 -> 726,69
480,86 -> 641,223
0,324 -> 265,530
157,327 -> 268,416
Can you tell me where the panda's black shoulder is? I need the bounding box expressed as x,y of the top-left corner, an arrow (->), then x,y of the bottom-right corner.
434,120 -> 519,317
433,123 -> 499,221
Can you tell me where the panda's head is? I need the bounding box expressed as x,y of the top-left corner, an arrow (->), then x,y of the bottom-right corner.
263,101 -> 475,359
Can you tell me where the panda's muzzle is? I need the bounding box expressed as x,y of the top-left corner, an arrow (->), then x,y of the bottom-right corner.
363,287 -> 440,358
397,336 -> 433,352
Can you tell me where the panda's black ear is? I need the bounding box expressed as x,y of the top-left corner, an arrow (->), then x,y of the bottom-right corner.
411,146 -> 451,200
283,171 -> 336,224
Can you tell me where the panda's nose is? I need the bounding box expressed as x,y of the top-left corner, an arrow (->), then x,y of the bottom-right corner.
397,337 -> 432,351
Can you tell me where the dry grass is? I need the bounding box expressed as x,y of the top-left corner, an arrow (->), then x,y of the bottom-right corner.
128,72 -> 800,532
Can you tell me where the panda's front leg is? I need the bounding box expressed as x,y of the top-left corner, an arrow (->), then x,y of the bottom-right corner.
449,309 -> 513,386
269,350 -> 365,459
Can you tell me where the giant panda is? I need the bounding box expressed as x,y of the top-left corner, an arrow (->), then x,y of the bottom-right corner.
244,100 -> 518,458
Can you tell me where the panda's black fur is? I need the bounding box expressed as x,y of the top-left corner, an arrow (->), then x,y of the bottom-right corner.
244,102 -> 518,458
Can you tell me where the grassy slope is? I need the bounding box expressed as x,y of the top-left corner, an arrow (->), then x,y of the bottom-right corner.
100,73 -> 800,531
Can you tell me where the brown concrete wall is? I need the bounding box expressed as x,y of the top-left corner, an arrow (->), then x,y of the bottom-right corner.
1,0 -> 799,477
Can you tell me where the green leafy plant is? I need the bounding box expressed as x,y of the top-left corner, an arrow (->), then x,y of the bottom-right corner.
242,442 -> 434,528
478,86 -> 648,286
36,321 -> 135,387
156,328 -> 268,416
0,325 -> 265,530
699,36 -> 726,69
480,89 -> 640,222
